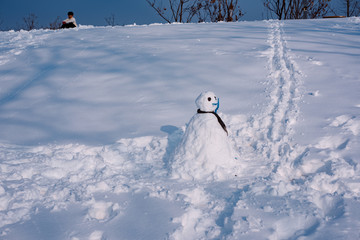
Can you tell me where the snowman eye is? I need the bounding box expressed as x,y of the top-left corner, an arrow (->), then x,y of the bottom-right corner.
208,97 -> 211,101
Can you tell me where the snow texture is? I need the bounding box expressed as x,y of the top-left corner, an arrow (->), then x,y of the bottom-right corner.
0,18 -> 360,239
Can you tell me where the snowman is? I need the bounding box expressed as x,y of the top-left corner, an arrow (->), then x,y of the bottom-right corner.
171,91 -> 240,181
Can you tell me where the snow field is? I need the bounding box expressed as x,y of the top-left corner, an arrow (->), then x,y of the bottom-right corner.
0,18 -> 360,239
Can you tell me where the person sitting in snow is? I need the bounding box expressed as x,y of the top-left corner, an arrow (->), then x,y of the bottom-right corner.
61,11 -> 77,28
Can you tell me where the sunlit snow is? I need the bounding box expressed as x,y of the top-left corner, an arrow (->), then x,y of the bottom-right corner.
1,18 -> 360,239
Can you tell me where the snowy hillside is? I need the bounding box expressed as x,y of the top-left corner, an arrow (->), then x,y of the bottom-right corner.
0,18 -> 360,239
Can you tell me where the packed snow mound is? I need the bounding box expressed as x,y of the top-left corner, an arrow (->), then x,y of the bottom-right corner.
171,113 -> 240,181
0,18 -> 360,239
171,91 -> 240,181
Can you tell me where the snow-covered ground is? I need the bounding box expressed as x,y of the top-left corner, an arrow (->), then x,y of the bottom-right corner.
0,18 -> 359,239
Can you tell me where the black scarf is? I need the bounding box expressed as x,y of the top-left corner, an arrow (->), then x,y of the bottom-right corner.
197,109 -> 228,135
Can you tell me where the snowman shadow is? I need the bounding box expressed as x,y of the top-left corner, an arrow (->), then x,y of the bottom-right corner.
160,125 -> 184,172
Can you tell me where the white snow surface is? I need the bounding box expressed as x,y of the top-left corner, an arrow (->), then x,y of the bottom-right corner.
1,18 -> 360,239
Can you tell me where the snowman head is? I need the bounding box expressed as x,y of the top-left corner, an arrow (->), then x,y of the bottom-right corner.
195,91 -> 219,112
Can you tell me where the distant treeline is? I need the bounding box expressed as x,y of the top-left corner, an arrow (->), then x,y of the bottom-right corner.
0,0 -> 359,31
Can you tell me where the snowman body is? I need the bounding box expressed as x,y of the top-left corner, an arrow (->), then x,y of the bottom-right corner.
171,91 -> 239,181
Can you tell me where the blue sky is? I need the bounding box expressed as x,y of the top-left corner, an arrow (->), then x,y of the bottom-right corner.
0,0 -> 264,30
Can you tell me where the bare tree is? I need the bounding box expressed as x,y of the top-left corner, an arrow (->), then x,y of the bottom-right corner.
307,0 -> 331,18
331,0 -> 360,16
264,0 -> 291,19
348,0 -> 360,16
49,16 -> 62,30
146,0 -> 243,23
23,13 -> 38,30
264,0 -> 331,20
105,14 -> 117,26
347,0 -> 360,16
200,0 -> 244,22
146,0 -> 200,23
